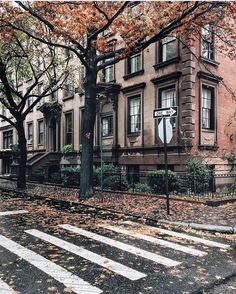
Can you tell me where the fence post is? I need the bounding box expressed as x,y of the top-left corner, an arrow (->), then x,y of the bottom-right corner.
212,172 -> 215,199
132,173 -> 135,192
193,171 -> 196,196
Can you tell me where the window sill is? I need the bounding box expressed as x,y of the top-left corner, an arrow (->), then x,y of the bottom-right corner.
127,132 -> 141,137
200,57 -> 219,67
198,144 -> 218,151
202,128 -> 215,133
63,95 -> 74,102
123,70 -> 144,81
103,79 -> 116,84
153,57 -> 180,70
102,135 -> 113,139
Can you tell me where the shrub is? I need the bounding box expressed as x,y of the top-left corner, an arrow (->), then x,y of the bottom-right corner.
50,166 -> 80,186
185,159 -> 211,194
147,170 -> 182,194
61,166 -> 80,186
129,182 -> 152,194
95,163 -> 128,191
50,171 -> 62,184
62,144 -> 73,155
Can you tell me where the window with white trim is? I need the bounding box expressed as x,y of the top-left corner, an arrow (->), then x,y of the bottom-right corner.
64,76 -> 74,98
3,130 -> 13,149
128,95 -> 141,134
102,116 -> 113,137
27,123 -> 33,144
159,86 -> 177,127
202,85 -> 215,129
38,120 -> 44,145
201,26 -> 214,60
127,53 -> 142,74
65,112 -> 73,145
160,37 -> 177,62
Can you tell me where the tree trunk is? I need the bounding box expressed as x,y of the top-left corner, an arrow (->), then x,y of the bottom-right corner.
16,119 -> 27,189
80,47 -> 97,199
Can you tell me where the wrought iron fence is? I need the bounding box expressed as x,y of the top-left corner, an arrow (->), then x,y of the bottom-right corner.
95,171 -> 236,199
0,172 -> 236,200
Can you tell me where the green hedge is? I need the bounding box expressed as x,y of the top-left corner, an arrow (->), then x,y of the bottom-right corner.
186,159 -> 211,194
95,163 -> 128,191
147,170 -> 182,194
50,166 -> 80,186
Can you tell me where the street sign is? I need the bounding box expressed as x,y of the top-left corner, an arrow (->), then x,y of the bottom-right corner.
158,118 -> 173,144
153,106 -> 178,118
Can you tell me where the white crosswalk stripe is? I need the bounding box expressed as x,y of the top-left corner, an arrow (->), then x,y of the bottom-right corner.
25,229 -> 146,281
59,224 -> 181,267
0,235 -> 102,294
124,221 -> 230,249
0,210 -> 28,217
0,279 -> 17,293
101,225 -> 207,257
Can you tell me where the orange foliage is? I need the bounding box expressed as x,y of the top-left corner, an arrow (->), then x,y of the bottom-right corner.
0,2 -> 236,61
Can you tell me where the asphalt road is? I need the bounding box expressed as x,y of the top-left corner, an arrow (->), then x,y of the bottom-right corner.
0,194 -> 235,294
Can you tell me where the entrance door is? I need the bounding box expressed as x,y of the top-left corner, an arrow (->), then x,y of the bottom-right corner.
49,118 -> 57,152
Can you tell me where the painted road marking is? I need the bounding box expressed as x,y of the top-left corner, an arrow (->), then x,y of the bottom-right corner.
59,224 -> 181,267
0,235 -> 102,294
124,221 -> 230,249
26,229 -> 146,281
0,279 -> 17,293
0,210 -> 28,217
102,225 -> 207,257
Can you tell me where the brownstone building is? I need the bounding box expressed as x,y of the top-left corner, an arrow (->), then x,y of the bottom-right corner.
0,31 -> 236,178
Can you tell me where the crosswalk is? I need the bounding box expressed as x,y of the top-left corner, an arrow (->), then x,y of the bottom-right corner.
0,279 -> 16,293
0,210 -> 232,293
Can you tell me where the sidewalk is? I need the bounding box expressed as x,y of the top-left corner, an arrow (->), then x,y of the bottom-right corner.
0,180 -> 236,231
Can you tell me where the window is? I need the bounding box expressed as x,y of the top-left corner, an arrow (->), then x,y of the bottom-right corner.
38,120 -> 44,145
127,52 -> 142,74
65,112 -> 73,145
160,36 -> 177,62
27,123 -> 33,144
202,85 -> 215,129
3,130 -> 13,149
128,95 -> 141,134
201,26 -> 214,60
104,62 -> 114,83
102,116 -> 113,137
64,76 -> 74,98
159,86 -> 177,127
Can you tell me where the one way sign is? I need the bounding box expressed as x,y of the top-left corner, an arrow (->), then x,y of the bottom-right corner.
153,106 -> 178,118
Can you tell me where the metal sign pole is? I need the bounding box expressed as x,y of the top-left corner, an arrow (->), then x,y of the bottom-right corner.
163,117 -> 170,215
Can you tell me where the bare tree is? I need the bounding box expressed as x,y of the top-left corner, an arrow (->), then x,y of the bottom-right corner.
0,32 -> 70,188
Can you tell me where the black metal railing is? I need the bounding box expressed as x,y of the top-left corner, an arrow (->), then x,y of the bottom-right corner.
0,172 -> 236,200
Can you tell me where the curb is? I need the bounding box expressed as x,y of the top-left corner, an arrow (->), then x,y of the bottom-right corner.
1,186 -> 236,234
157,219 -> 236,234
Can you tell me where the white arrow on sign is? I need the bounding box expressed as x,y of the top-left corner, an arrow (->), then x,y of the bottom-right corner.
158,118 -> 173,144
154,107 -> 177,118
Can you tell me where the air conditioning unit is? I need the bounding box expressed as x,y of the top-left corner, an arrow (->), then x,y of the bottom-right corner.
27,139 -> 32,145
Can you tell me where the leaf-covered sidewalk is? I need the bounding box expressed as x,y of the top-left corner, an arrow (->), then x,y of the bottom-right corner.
0,180 -> 235,228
